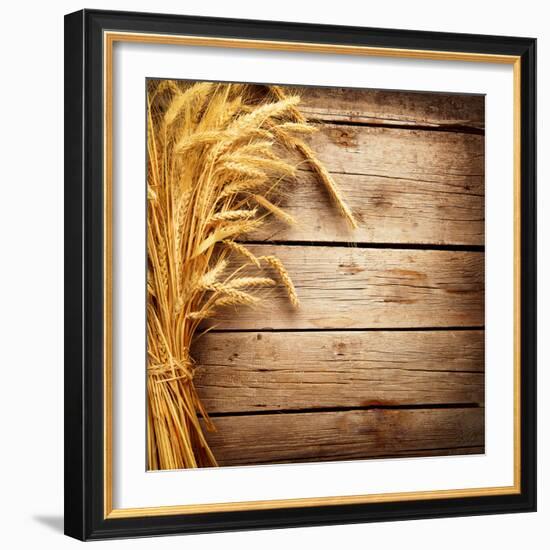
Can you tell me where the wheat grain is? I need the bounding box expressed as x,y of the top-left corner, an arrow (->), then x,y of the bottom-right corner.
198,259 -> 227,288
223,240 -> 261,267
164,82 -> 214,125
277,122 -> 318,134
253,194 -> 297,226
221,153 -> 296,177
210,209 -> 257,223
214,292 -> 259,308
219,177 -> 268,200
226,277 -> 275,289
229,96 -> 300,133
260,255 -> 300,308
220,161 -> 266,180
192,219 -> 261,258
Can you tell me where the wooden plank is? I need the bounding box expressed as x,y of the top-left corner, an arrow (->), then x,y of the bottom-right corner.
203,407 -> 484,466
206,245 -> 484,329
207,442 -> 485,465
249,124 -> 484,244
250,169 -> 484,245
193,330 -> 485,413
288,86 -> 485,129
301,124 -> 484,185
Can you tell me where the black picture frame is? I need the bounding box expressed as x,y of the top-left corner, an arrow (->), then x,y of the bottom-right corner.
64,8 -> 536,541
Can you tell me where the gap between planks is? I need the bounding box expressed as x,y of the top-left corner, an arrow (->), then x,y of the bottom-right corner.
205,326 -> 485,333
288,86 -> 485,130
238,239 -> 485,252
208,403 -> 484,418
305,118 -> 485,135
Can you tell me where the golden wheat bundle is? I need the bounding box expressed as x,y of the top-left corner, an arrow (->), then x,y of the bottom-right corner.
146,79 -> 355,470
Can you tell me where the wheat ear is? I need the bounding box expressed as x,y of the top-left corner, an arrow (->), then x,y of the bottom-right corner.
268,85 -> 358,229
261,255 -> 300,308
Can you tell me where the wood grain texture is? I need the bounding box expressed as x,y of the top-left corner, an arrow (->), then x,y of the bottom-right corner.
207,245 -> 484,329
249,123 -> 484,244
250,169 -> 484,245
288,86 -> 485,129
193,330 -> 485,413
302,124 -> 484,185
203,407 -> 484,466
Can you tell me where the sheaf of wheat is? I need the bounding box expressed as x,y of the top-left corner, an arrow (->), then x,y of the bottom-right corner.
147,79 -> 355,470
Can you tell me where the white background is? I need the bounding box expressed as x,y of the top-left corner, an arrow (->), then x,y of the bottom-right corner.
0,0 -> 546,548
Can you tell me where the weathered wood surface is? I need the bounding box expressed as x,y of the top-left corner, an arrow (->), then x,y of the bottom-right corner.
193,330 -> 484,413
206,245 -> 484,330
302,124 -> 484,185
288,86 -> 485,129
203,408 -> 484,466
250,169 -> 484,245
249,124 -> 484,244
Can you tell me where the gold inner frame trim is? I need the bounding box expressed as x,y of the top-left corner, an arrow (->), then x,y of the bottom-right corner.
103,30 -> 522,519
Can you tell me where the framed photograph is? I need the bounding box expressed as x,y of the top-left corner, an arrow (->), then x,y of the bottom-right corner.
64,9 -> 536,540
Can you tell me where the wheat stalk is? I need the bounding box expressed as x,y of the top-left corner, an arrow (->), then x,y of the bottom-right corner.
147,79 -> 355,470
253,194 -> 297,226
